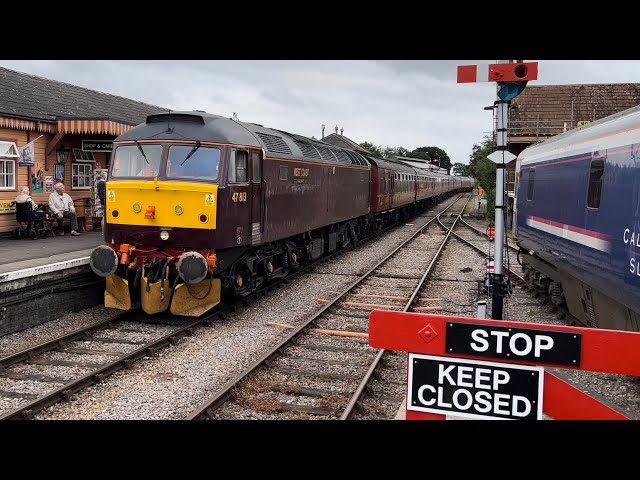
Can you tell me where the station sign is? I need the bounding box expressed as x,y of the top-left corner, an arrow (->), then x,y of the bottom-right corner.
0,199 -> 16,214
82,140 -> 113,152
408,354 -> 543,420
445,321 -> 582,367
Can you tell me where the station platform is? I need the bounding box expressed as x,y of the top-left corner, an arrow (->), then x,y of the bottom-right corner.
0,231 -> 107,336
0,231 -> 105,282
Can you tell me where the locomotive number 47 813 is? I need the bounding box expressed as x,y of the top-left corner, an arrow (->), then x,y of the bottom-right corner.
232,192 -> 247,202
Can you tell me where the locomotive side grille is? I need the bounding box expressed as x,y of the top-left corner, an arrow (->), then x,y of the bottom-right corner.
315,145 -> 339,163
256,133 -> 293,156
294,140 -> 322,160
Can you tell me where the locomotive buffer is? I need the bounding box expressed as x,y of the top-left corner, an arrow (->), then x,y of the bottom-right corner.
457,60 -> 538,319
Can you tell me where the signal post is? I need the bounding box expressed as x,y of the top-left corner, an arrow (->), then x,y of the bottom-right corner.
457,61 -> 538,319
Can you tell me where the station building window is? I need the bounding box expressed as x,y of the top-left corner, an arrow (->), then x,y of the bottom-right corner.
0,141 -> 19,190
72,148 -> 96,163
72,163 -> 92,189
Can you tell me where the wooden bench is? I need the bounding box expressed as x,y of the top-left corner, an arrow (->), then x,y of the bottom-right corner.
47,208 -> 86,233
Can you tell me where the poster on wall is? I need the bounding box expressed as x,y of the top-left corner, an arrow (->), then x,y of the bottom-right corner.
17,135 -> 43,167
54,164 -> 64,184
45,176 -> 53,193
32,166 -> 44,193
18,141 -> 35,167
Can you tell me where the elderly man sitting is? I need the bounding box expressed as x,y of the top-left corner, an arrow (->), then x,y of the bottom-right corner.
48,182 -> 80,236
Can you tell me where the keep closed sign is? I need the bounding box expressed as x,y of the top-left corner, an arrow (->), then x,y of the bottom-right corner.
408,353 -> 544,420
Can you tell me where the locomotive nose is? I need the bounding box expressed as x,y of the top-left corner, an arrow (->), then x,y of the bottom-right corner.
90,245 -> 119,277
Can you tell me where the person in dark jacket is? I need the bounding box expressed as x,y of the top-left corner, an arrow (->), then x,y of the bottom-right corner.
96,171 -> 107,231
97,171 -> 107,208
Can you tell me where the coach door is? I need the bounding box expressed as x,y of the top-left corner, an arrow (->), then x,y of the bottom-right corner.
250,150 -> 263,245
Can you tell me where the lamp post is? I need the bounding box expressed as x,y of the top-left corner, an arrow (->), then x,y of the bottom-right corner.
56,146 -> 68,164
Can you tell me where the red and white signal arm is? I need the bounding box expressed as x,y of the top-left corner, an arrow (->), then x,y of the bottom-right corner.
457,62 -> 538,83
486,224 -> 495,239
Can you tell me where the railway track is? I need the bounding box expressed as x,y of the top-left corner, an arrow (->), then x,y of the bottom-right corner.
186,199 -> 636,421
7,192 -> 636,420
187,194 -> 473,419
0,193 -> 466,420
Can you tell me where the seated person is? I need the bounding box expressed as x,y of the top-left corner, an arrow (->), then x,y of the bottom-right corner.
15,186 -> 38,210
48,182 -> 80,236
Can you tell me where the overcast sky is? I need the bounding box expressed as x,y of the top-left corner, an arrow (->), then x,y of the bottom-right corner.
2,60 -> 640,164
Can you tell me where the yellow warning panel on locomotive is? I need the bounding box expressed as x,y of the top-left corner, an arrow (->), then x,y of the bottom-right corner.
105,181 -> 217,229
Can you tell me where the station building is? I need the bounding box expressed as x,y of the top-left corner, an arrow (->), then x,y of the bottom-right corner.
0,66 -> 168,235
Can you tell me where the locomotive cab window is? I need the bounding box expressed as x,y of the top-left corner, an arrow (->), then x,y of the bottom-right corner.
167,144 -> 220,181
527,169 -> 535,201
111,144 -> 163,178
229,150 -> 248,183
251,151 -> 261,183
587,157 -> 605,209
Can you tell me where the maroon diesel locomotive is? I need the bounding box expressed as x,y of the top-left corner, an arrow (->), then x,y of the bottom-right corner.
89,111 -> 473,316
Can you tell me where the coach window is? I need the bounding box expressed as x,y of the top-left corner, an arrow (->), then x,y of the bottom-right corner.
527,169 -> 535,201
229,150 -> 248,183
587,157 -> 605,209
251,151 -> 261,183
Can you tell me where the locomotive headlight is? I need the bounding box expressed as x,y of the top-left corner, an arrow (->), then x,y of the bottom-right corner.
175,205 -> 184,215
160,230 -> 170,241
133,203 -> 142,213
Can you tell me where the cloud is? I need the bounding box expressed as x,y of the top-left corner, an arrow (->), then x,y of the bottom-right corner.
2,60 -> 640,165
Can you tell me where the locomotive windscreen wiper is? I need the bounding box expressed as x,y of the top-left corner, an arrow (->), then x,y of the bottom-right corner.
134,140 -> 150,164
181,141 -> 201,166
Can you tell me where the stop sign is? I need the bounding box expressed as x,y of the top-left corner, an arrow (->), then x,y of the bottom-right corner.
486,225 -> 495,239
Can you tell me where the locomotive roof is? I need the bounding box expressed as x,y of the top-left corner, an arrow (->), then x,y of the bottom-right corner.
116,110 -> 369,168
518,103 -> 640,165
366,156 -> 453,177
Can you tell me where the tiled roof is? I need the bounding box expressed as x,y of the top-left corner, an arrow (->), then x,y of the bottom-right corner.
510,83 -> 640,140
321,132 -> 372,154
0,66 -> 170,125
